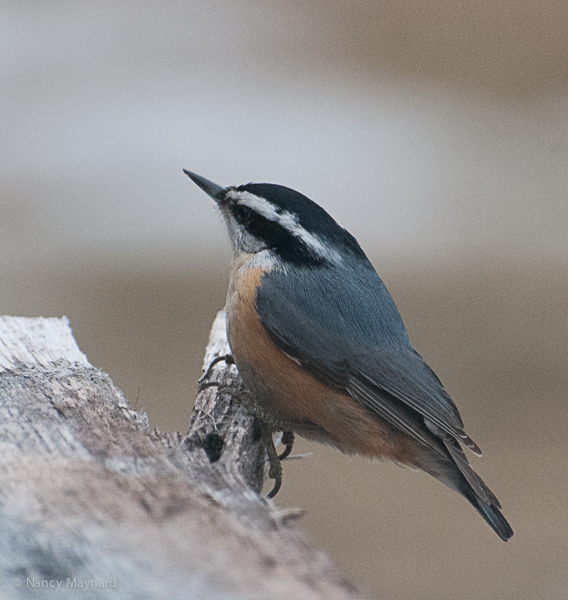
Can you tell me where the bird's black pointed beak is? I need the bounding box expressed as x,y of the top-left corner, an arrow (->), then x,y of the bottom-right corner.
183,170 -> 226,203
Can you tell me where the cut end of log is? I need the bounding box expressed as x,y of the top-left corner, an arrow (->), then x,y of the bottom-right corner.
0,316 -> 91,372
201,310 -> 230,372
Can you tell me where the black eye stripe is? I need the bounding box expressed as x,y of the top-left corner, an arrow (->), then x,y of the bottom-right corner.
233,204 -> 254,224
229,203 -> 323,265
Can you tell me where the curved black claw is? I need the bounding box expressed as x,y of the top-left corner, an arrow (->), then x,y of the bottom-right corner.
259,422 -> 284,499
198,354 -> 234,383
278,431 -> 295,460
266,474 -> 283,499
197,380 -> 221,394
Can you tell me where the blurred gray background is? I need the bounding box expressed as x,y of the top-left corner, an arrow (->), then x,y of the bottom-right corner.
2,1 -> 567,598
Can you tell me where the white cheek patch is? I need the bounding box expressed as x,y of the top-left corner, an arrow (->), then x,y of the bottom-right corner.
222,208 -> 267,255
226,190 -> 342,263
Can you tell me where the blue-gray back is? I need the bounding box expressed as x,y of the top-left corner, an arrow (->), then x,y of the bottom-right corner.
255,257 -> 469,442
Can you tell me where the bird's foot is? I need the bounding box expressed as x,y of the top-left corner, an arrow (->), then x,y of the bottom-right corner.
198,353 -> 235,384
262,422 -> 283,498
197,378 -> 287,498
278,430 -> 295,460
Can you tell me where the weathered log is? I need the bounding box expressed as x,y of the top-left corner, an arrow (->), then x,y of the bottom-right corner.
0,314 -> 370,599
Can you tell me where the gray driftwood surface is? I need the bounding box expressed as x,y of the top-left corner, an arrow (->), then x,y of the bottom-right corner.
0,314 -> 370,600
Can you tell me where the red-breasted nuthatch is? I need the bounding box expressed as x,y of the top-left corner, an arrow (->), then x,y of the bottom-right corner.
184,169 -> 513,541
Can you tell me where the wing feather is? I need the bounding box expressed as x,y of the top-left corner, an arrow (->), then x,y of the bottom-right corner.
256,264 -> 482,456
348,377 -> 444,456
354,365 -> 482,456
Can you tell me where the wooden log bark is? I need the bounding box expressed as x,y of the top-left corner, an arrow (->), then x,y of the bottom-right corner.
0,314 -> 371,600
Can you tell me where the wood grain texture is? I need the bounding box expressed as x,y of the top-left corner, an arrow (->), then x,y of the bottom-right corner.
0,314 -> 370,600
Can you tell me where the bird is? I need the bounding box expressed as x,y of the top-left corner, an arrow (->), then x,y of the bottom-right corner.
183,169 -> 513,541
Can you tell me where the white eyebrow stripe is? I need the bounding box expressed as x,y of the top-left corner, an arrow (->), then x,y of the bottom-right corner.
227,190 -> 281,222
226,190 -> 342,263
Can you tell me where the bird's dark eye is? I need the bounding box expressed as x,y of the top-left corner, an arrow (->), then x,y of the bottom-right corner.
233,204 -> 254,225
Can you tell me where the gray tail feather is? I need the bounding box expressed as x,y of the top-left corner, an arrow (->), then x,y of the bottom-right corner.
438,436 -> 513,540
426,440 -> 514,541
449,452 -> 514,541
463,484 -> 514,541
